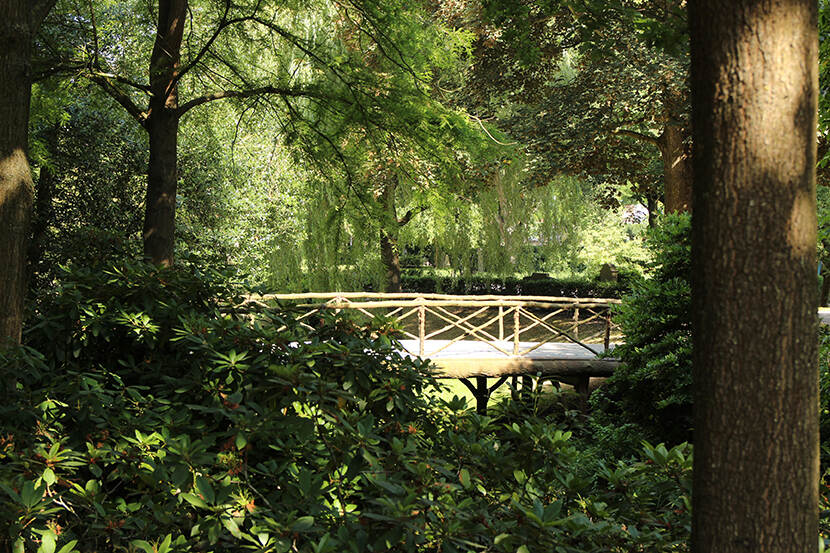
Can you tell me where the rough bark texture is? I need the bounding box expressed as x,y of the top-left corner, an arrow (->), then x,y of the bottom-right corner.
659,124 -> 693,213
0,1 -> 54,345
659,81 -> 694,214
143,0 -> 185,266
689,2 -> 819,552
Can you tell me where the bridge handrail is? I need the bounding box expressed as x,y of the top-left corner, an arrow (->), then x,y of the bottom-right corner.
236,292 -> 621,358
247,292 -> 621,306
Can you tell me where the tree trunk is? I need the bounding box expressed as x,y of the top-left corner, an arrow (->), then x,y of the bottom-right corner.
378,172 -> 402,293
143,109 -> 180,266
143,0 -> 186,266
646,194 -> 658,228
0,2 -> 54,345
28,124 -> 59,285
659,124 -> 693,213
380,232 -> 402,293
689,2 -> 819,553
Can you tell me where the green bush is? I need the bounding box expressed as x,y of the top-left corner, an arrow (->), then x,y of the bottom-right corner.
590,214 -> 692,449
820,327 -> 830,460
2,261 -> 692,552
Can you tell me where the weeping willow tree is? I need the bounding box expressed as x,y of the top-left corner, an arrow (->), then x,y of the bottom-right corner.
249,0 -> 516,292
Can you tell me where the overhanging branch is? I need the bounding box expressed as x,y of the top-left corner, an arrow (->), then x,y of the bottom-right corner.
89,74 -> 148,125
176,85 -> 331,116
398,206 -> 426,227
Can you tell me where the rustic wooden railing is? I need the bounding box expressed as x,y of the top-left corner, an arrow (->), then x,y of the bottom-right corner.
238,292 -> 622,357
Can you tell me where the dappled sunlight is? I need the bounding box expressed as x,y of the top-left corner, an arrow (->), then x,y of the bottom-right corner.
788,187 -> 817,259
736,2 -> 817,186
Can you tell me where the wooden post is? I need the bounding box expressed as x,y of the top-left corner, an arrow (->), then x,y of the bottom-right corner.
498,305 -> 504,341
513,306 -> 520,356
573,307 -> 580,340
418,302 -> 426,357
604,309 -> 611,351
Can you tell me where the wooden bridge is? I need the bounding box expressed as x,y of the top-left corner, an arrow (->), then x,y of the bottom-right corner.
245,293 -> 623,413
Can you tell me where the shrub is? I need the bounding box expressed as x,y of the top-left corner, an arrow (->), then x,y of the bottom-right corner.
590,214 -> 692,448
2,261 -> 692,552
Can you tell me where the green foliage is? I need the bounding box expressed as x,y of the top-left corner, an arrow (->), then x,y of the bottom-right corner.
1,261 -> 693,552
591,214 -> 692,449
401,270 -> 635,298
28,84 -> 146,293
820,328 -> 830,458
571,208 -> 651,277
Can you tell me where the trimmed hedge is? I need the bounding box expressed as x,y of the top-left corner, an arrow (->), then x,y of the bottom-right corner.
400,272 -> 637,298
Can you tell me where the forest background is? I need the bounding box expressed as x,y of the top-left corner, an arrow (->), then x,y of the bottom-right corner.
20,0 -> 712,297
0,0 -> 827,552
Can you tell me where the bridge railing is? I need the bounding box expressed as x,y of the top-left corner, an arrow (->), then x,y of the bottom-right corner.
238,293 -> 622,357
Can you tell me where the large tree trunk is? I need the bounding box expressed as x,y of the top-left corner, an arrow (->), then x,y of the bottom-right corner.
143,0 -> 186,266
689,2 -> 819,553
0,1 -> 54,345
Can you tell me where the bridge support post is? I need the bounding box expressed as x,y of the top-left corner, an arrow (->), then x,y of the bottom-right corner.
475,376 -> 488,415
575,376 -> 591,410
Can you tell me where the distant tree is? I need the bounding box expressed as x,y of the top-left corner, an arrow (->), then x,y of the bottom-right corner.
447,0 -> 691,217
0,0 -> 55,345
689,2 -> 819,552
38,0 -> 468,266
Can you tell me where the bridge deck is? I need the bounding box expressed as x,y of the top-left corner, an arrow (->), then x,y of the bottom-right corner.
396,340 -> 619,379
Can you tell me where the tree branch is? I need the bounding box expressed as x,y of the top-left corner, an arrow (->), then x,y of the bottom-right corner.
89,75 -> 148,126
612,128 -> 660,146
176,85 -> 330,116
398,206 -> 426,227
32,62 -> 86,82
87,70 -> 151,92
86,0 -> 100,68
30,0 -> 57,28
173,1 -> 256,89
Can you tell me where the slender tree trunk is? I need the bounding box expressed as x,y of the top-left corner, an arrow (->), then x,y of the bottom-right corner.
144,109 -> 180,266
380,233 -> 402,293
378,172 -> 402,293
143,0 -> 185,266
0,1 -> 54,345
689,2 -> 819,553
646,194 -> 658,228
28,124 -> 59,285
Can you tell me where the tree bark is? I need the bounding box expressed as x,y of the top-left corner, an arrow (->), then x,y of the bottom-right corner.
379,172 -> 402,293
659,124 -> 693,213
143,0 -> 186,266
689,2 -> 819,553
0,1 -> 54,345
